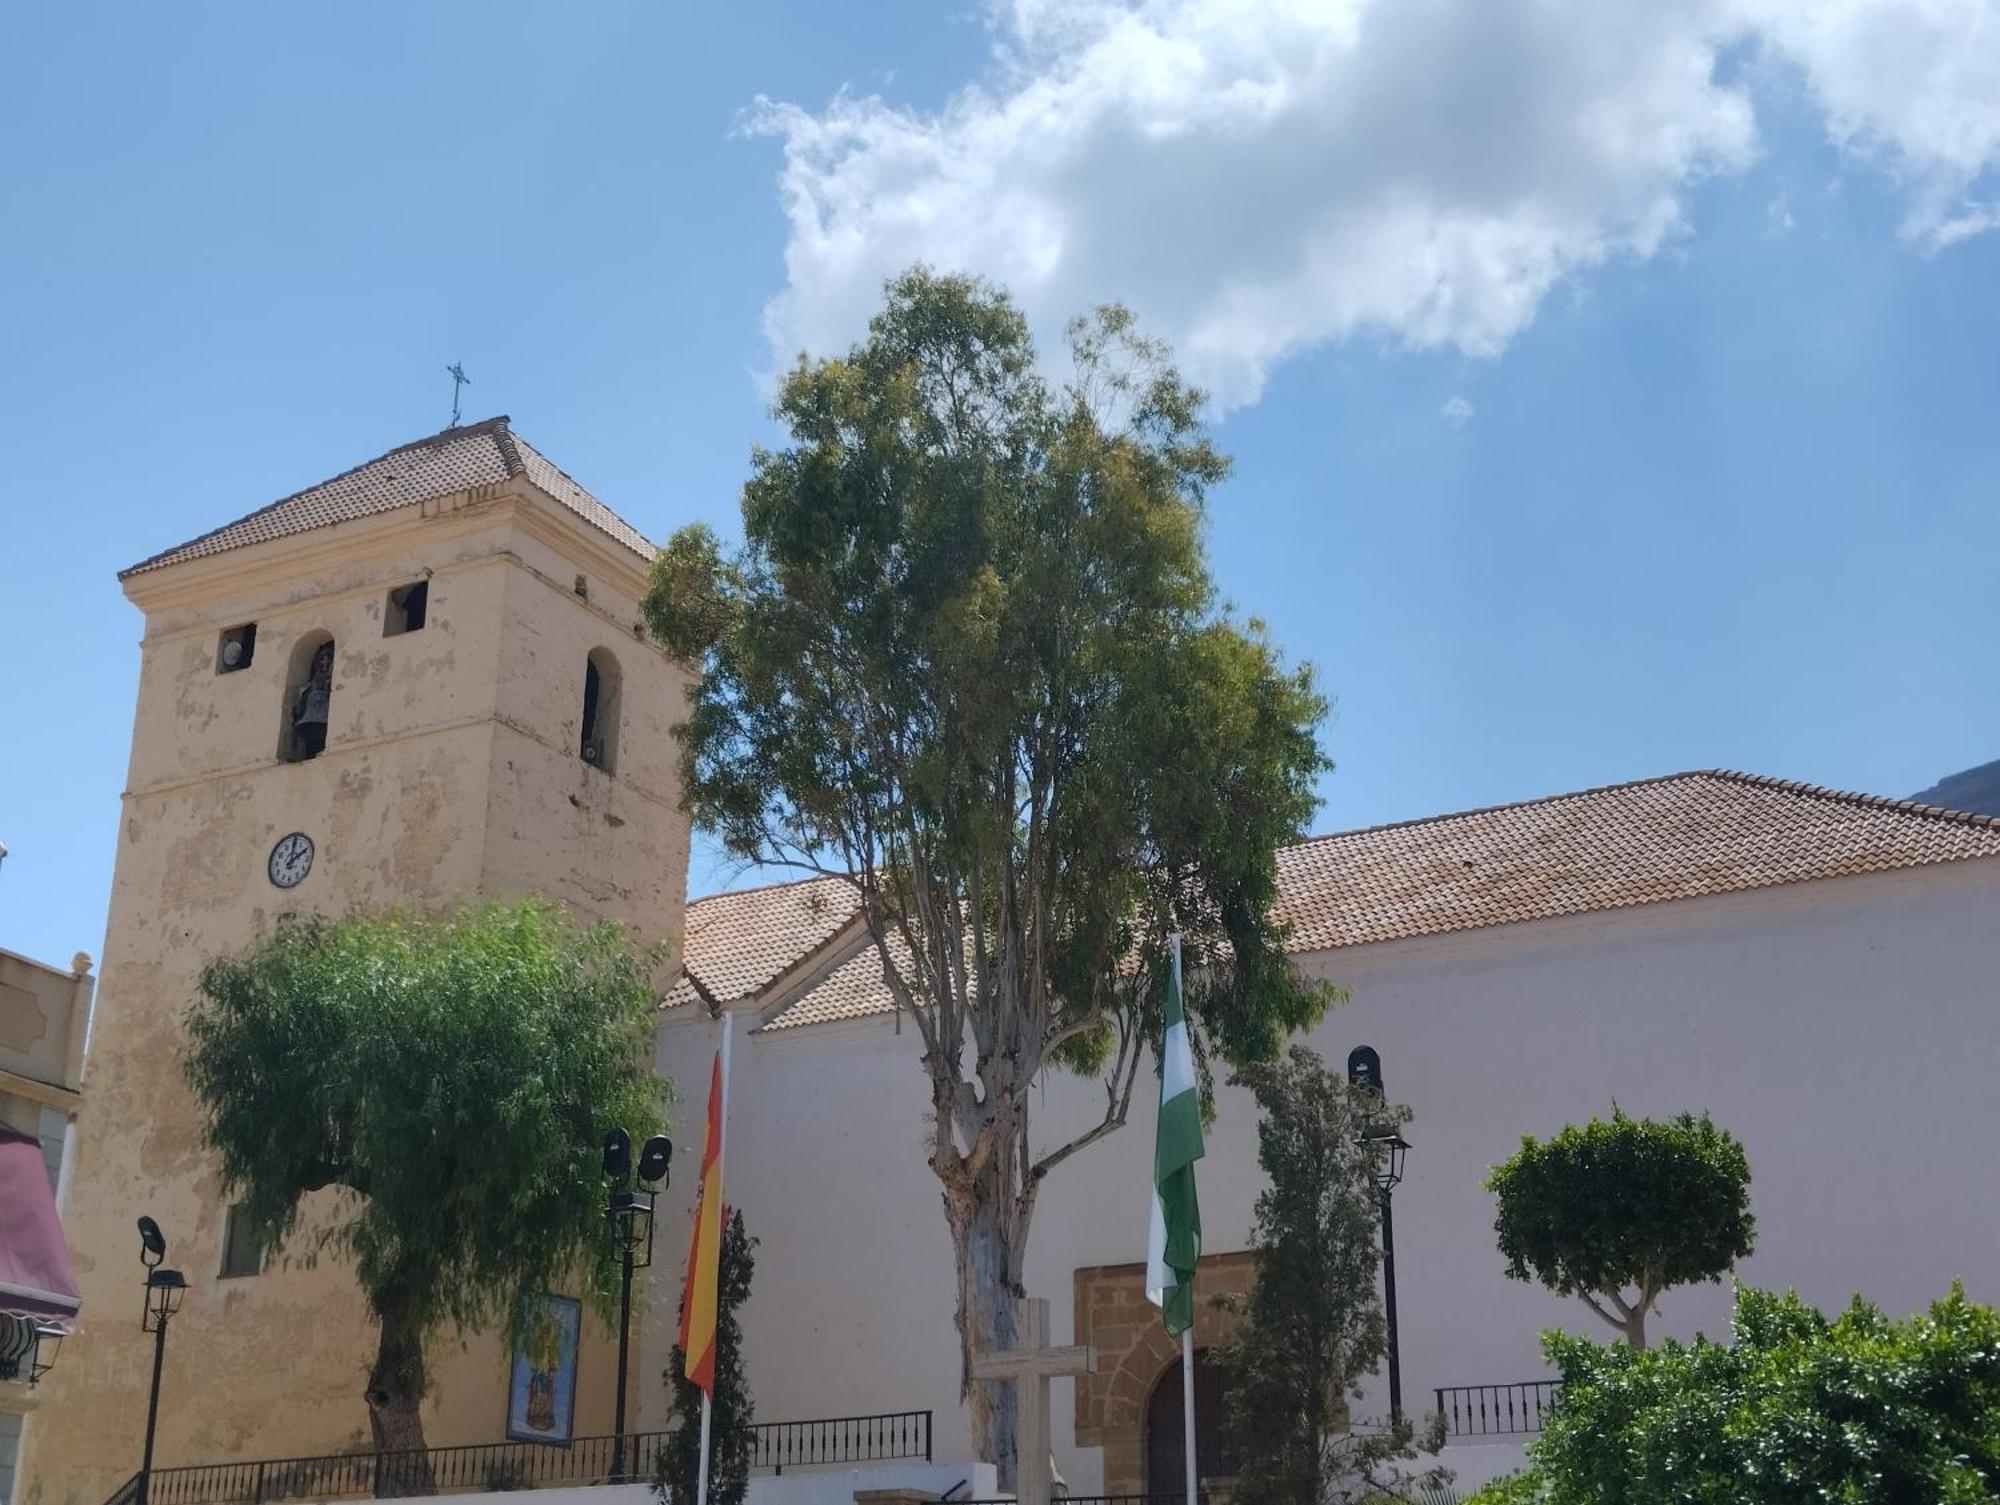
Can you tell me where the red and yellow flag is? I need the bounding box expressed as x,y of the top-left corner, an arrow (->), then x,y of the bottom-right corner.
678,1050 -> 724,1395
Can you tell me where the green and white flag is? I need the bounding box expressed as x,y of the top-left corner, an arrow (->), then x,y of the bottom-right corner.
1146,936 -> 1204,1336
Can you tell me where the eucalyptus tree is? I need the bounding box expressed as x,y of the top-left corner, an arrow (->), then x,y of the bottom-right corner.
184,901 -> 664,1489
644,268 -> 1331,1472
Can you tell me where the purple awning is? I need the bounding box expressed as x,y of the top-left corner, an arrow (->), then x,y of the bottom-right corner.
0,1125 -> 81,1330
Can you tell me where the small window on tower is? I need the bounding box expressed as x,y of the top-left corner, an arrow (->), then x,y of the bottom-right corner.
579,648 -> 621,775
219,1203 -> 272,1278
384,580 -> 429,637
217,623 -> 257,674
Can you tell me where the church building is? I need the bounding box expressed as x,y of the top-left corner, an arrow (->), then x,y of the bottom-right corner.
21,420 -> 2000,1502
24,419 -> 692,1503
652,770 -> 2000,1493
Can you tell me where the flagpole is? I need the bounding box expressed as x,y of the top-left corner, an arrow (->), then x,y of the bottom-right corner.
696,1016 -> 733,1505
1169,935 -> 1198,1505
1181,1327 -> 1198,1505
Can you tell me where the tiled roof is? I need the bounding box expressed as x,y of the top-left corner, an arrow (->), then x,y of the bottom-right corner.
758,932 -> 911,1032
669,875 -> 863,1012
121,416 -> 655,577
1274,768 -> 2000,952
667,770 -> 2000,1032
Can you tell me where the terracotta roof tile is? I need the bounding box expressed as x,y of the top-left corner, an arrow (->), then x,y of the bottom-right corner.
671,770 -> 2000,1032
121,416 -> 654,577
673,875 -> 862,1010
758,933 -> 910,1032
1274,769 -> 2000,952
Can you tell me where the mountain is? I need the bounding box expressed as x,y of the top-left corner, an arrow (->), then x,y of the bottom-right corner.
1911,758 -> 2000,818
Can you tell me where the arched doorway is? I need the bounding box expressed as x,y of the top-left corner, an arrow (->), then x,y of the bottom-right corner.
1144,1348 -> 1235,1497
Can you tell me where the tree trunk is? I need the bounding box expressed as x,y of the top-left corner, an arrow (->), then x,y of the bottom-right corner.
366,1291 -> 435,1497
1623,1310 -> 1648,1350
948,1168 -> 1024,1488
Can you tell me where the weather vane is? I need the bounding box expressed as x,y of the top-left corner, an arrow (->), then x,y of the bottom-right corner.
447,362 -> 470,427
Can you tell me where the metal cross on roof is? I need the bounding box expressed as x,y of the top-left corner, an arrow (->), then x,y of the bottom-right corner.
446,362 -> 471,427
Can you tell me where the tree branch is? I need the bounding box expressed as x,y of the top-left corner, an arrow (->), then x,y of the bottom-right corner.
1577,1289 -> 1624,1331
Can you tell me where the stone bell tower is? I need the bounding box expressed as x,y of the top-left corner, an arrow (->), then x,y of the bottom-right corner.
23,418 -> 690,1504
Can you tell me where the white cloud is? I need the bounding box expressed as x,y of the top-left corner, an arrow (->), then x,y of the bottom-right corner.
754,0 -> 2000,406
1441,395 -> 1475,428
1742,0 -> 2000,247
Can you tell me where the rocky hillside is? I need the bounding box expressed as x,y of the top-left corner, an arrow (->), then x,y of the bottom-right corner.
1911,758 -> 2000,818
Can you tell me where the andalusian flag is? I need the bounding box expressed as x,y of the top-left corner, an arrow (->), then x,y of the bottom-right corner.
678,1050 -> 725,1394
1146,937 -> 1204,1336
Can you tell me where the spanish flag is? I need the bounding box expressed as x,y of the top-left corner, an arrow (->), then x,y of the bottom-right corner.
678,1050 -> 725,1394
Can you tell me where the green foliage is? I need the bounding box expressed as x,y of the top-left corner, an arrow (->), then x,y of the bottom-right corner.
183,900 -> 665,1449
644,266 -> 1332,1466
1486,1109 -> 1753,1347
658,1209 -> 757,1505
642,267 -> 1332,1465
643,265 -> 1330,1088
1469,1283 -> 2000,1505
1221,1047 -> 1447,1505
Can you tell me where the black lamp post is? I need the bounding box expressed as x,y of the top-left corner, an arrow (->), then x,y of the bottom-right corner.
1347,1047 -> 1411,1424
604,1128 -> 672,1480
136,1216 -> 188,1505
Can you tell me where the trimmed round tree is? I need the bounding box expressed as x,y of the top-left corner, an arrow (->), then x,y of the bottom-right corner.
183,900 -> 665,1484
1485,1108 -> 1753,1349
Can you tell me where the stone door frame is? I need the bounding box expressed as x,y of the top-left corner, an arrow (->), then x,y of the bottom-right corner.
1071,1252 -> 1255,1496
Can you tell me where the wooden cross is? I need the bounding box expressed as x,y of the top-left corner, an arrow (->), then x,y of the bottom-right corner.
969,1297 -> 1097,1505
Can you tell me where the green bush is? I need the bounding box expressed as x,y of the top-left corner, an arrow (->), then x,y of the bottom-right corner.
1471,1283 -> 2000,1504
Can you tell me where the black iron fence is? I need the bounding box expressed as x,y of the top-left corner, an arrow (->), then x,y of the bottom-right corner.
102,1409 -> 932,1504
1434,1379 -> 1562,1436
958,1497 -> 1195,1505
752,1410 -> 932,1474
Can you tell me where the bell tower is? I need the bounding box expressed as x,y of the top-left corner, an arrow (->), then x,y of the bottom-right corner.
24,418 -> 691,1503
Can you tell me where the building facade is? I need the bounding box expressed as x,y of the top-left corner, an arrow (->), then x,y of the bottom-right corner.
0,945 -> 93,1505
646,776 -> 2000,1495
24,415 -> 2000,1502
22,419 -> 691,1505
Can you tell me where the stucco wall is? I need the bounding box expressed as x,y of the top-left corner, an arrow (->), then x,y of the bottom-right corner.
0,946 -> 92,1498
0,949 -> 92,1103
647,857 -> 2000,1495
23,493 -> 690,1505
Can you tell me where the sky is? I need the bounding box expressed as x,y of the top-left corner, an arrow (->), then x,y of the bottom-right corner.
2,0 -> 1998,966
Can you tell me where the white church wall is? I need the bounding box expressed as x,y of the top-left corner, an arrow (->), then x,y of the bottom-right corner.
649,856 -> 2000,1494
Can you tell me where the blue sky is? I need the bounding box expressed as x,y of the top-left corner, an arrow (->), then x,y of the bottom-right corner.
3,1 -> 1997,965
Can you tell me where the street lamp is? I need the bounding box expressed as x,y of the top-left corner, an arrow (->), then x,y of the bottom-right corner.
136,1216 -> 188,1505
0,1316 -> 62,1385
1346,1047 -> 1411,1424
604,1128 -> 672,1480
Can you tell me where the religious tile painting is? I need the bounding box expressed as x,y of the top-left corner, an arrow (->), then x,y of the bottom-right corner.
506,1292 -> 580,1444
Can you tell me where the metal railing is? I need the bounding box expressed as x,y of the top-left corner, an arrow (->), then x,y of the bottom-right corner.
958,1497 -> 1196,1505
104,1409 -> 932,1503
117,1430 -> 670,1502
1434,1379 -> 1562,1436
751,1410 -> 932,1474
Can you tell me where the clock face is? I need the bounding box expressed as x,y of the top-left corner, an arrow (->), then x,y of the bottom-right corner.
268,832 -> 315,889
